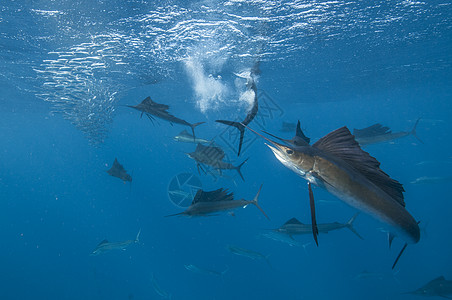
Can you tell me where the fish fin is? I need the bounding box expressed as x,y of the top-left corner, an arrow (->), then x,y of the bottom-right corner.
439,295 -> 452,299
215,120 -> 245,156
146,113 -> 155,125
135,229 -> 141,243
283,218 -> 303,226
346,213 -> 364,240
295,120 -> 310,144
430,276 -> 446,283
308,182 -> 319,246
141,96 -> 170,111
235,158 -> 249,181
98,239 -> 108,246
392,243 -> 408,269
193,188 -> 233,203
411,118 -> 424,144
313,126 -> 406,207
388,233 -> 396,249
189,122 -> 205,140
252,184 -> 270,220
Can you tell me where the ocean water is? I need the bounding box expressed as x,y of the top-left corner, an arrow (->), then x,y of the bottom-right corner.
1,1 -> 451,299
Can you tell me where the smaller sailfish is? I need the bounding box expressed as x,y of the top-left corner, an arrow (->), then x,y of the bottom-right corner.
107,158 -> 132,183
165,184 -> 269,220
274,214 -> 363,239
127,96 -> 204,139
353,119 -> 423,146
404,276 -> 452,298
187,143 -> 248,181
90,230 -> 141,256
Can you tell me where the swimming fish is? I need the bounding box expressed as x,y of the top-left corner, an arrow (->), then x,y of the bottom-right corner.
106,158 -> 132,183
165,184 -> 269,220
353,119 -> 423,146
403,276 -> 452,298
244,122 -> 420,268
90,230 -> 140,256
274,213 -> 363,239
128,96 -> 204,138
187,143 -> 248,181
173,130 -> 210,144
227,245 -> 271,267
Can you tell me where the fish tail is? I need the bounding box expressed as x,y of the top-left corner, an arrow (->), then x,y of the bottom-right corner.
135,228 -> 141,243
346,213 -> 364,240
190,122 -> 205,140
411,118 -> 424,144
235,157 -> 249,181
252,184 -> 270,220
215,120 -> 245,156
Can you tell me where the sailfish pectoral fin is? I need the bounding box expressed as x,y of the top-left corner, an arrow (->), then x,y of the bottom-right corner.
392,243 -> 408,269
308,182 -> 319,246
146,113 -> 155,125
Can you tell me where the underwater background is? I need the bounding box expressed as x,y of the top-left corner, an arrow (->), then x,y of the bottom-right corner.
1,1 -> 451,299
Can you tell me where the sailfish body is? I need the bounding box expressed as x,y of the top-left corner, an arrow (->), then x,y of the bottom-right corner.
128,96 -> 204,138
253,125 -> 420,245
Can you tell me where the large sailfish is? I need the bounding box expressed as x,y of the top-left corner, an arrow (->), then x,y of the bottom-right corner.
244,122 -> 420,268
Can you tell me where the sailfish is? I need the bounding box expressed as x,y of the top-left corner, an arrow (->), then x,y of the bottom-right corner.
127,96 -> 204,139
216,62 -> 260,156
243,121 -> 420,268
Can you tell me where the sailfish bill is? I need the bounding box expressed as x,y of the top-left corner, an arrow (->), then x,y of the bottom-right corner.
241,121 -> 420,267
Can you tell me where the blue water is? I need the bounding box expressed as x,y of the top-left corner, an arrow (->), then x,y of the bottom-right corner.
1,1 -> 452,299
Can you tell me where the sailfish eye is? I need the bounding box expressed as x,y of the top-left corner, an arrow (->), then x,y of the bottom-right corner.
286,149 -> 294,155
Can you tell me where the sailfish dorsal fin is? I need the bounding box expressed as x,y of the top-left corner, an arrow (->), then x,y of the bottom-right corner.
284,218 -> 303,225
192,188 -> 234,204
98,239 -> 109,246
430,276 -> 446,283
295,121 -> 310,144
141,96 -> 170,111
313,126 -> 405,207
180,129 -> 191,136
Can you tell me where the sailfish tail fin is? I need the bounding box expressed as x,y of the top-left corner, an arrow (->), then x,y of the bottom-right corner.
190,122 -> 205,140
346,213 -> 364,240
411,118 -> 423,144
215,120 -> 245,156
235,158 -> 249,181
252,184 -> 270,220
